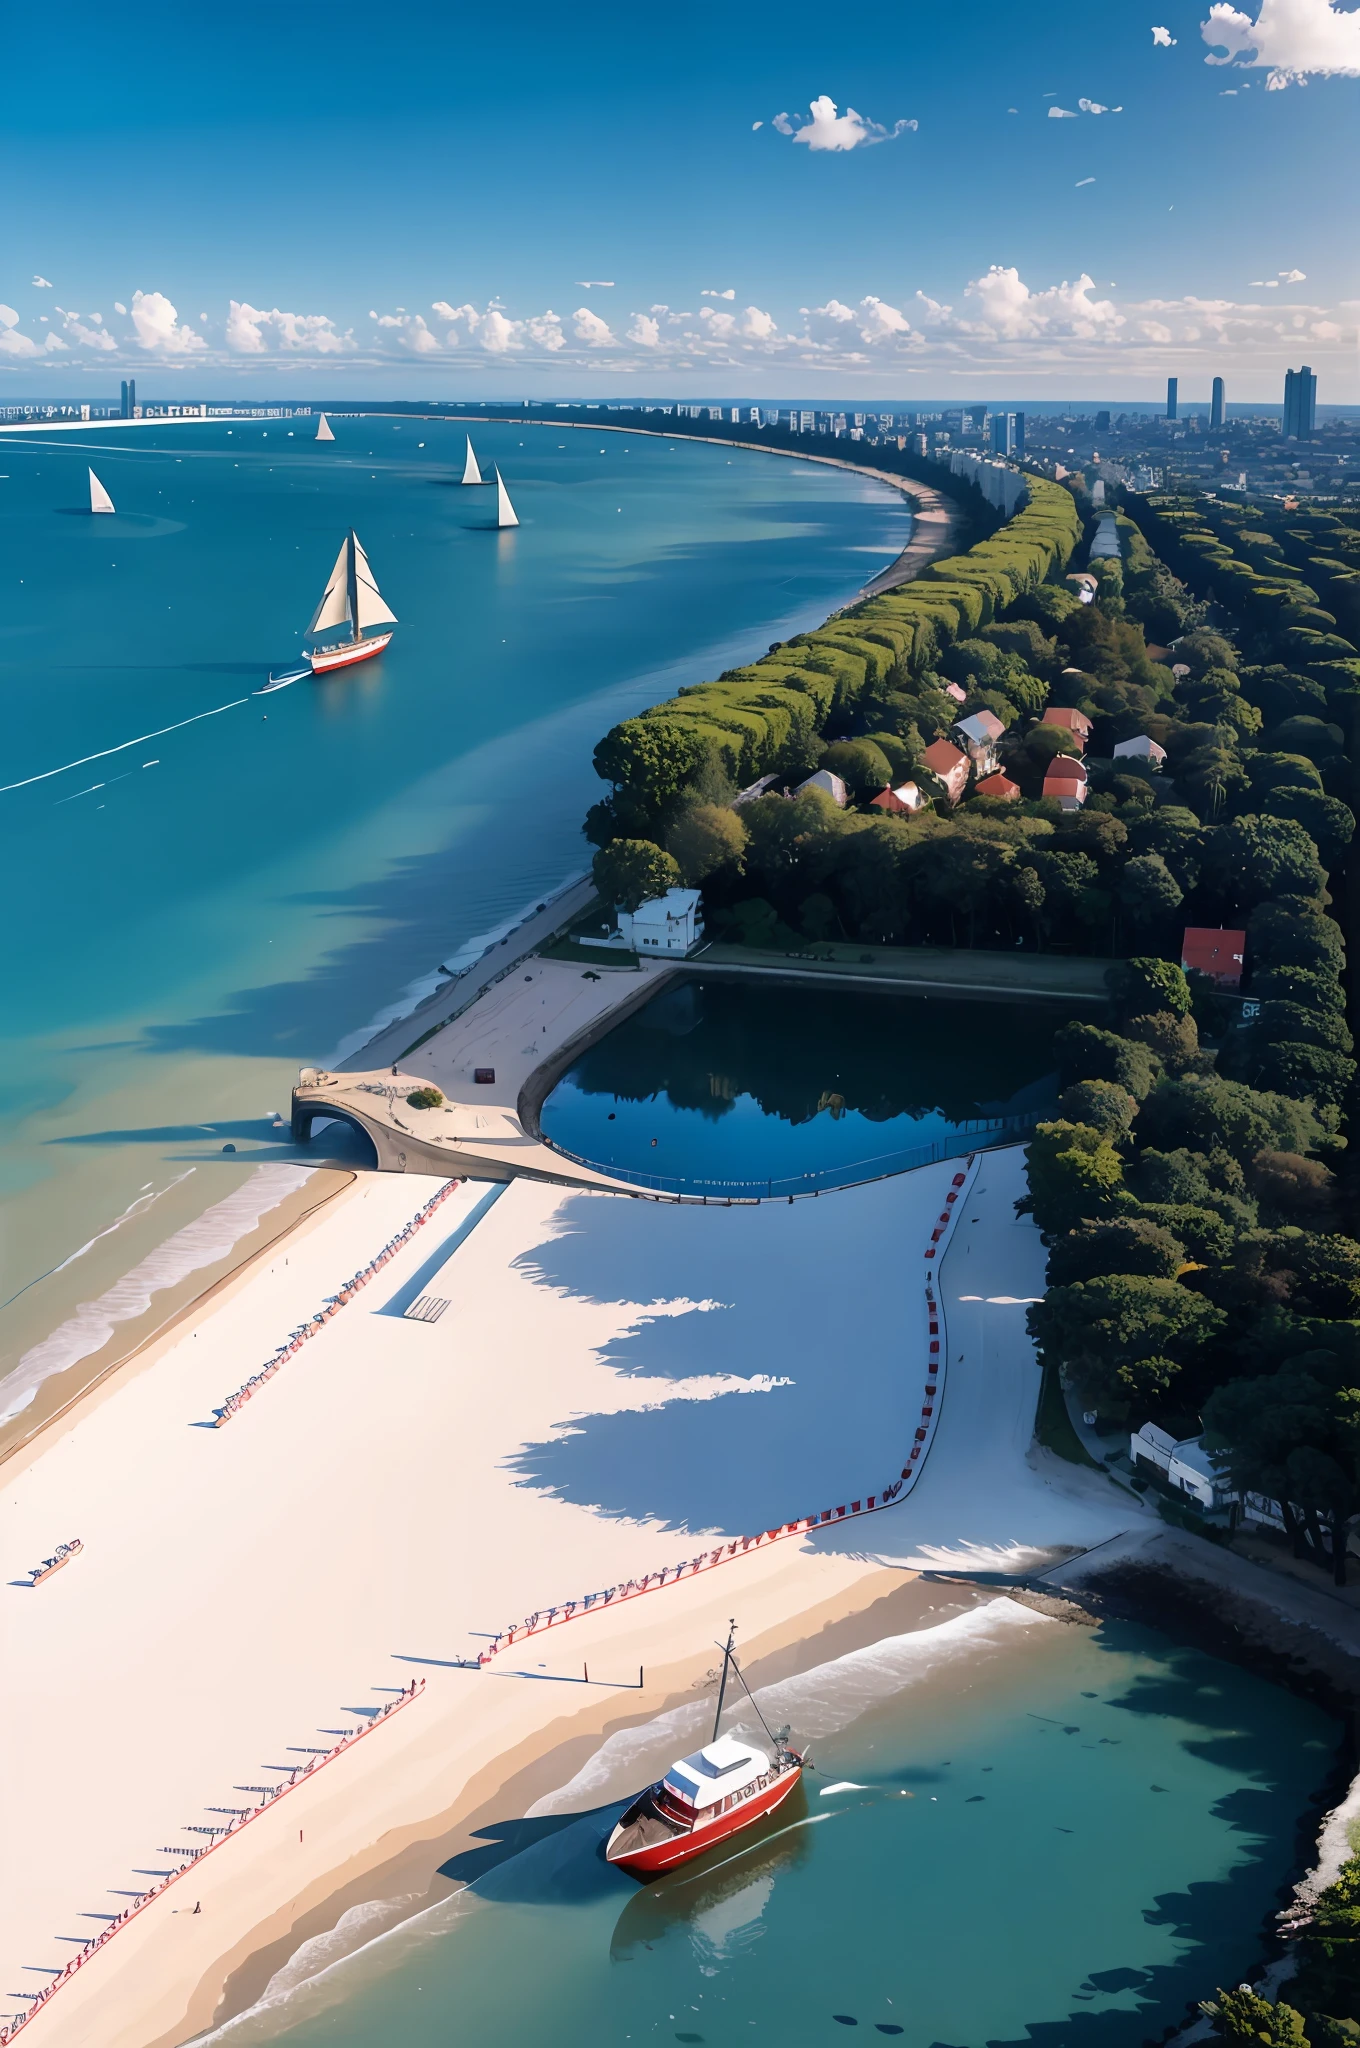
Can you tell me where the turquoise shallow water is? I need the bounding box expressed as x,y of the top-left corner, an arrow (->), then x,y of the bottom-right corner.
0,418 -> 908,1404
540,979 -> 1065,1195
236,1607 -> 1339,2048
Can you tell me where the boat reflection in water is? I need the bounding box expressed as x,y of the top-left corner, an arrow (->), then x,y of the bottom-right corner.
609,1810 -> 814,1967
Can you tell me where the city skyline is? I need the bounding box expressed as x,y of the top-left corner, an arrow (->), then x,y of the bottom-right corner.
2,0 -> 1357,399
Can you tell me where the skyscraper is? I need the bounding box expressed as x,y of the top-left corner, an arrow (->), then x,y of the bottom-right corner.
120,379 -> 129,419
1095,409 -> 1111,433
1283,365 -> 1317,439
1013,412 -> 1025,454
990,412 -> 1015,455
1166,377 -> 1178,420
1210,376 -> 1225,432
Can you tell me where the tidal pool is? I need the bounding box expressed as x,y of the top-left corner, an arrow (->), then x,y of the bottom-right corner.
539,977 -> 1067,1195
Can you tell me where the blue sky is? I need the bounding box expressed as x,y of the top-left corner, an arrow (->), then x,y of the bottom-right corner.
3,0 -> 1357,400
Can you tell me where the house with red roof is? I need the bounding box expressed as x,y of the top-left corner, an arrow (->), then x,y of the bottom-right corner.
920,739 -> 970,806
1181,927 -> 1246,988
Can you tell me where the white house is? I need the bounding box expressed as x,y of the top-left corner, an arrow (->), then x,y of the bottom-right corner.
795,769 -> 849,809
617,887 -> 705,956
1131,1425 -> 1234,1512
1113,735 -> 1168,769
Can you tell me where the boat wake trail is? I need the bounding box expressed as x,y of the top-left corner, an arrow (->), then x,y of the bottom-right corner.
0,696 -> 251,795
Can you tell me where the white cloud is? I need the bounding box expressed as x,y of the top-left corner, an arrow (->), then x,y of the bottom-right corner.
856,295 -> 911,342
701,288 -> 736,300
1279,267 -> 1307,281
114,301 -> 127,315
61,310 -> 116,351
626,313 -> 661,346
0,304 -> 65,357
1152,25 -> 1177,44
1202,0 -> 1360,84
775,95 -> 917,151
482,307 -> 523,351
227,301 -> 352,353
524,311 -> 566,351
574,280 -> 615,289
699,303 -> 778,343
1076,176 -> 1097,185
31,275 -> 51,289
811,299 -> 856,323
752,120 -> 763,130
1136,318 -> 1175,342
1048,105 -> 1079,117
573,306 -> 617,346
1078,97 -> 1123,112
130,290 -> 207,354
951,265 -> 1125,341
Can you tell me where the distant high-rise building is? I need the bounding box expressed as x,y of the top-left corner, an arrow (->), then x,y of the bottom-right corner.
1283,364 -> 1317,439
990,412 -> 1016,456
1095,409 -> 1111,433
1166,377 -> 1178,420
1013,412 -> 1025,454
119,378 -> 135,419
1210,376 -> 1225,432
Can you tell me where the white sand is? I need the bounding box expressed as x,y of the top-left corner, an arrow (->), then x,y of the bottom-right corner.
1,1148 -> 1128,2048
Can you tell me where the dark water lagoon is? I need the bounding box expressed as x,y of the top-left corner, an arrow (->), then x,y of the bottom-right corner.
243,1605 -> 1340,2048
539,979 -> 1065,1196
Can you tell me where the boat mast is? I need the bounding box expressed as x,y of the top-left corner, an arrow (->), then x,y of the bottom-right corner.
712,1619 -> 737,1743
345,529 -> 360,648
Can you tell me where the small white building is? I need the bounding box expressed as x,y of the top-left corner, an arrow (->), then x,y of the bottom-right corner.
617,887 -> 705,956
1113,735 -> 1168,769
1131,1425 -> 1235,1512
795,769 -> 849,809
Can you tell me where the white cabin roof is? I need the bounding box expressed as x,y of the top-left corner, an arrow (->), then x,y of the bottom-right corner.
664,1733 -> 767,1809
628,887 -> 702,928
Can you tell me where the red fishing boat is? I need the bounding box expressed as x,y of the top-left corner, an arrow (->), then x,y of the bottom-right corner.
605,1623 -> 805,1878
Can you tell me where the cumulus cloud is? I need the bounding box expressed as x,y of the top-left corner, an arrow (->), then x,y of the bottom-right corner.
573,306 -> 617,346
482,307 -> 523,351
524,311 -> 566,351
1202,0 -> 1360,84
626,313 -> 661,346
130,290 -> 206,354
1152,25 -> 1177,44
954,265 -> 1124,341
1079,97 -> 1123,111
1280,267 -> 1308,281
699,303 -> 779,343
773,95 -> 917,150
61,310 -> 116,351
701,288 -> 736,300
856,295 -> 912,342
811,299 -> 856,323
114,301 -> 127,316
228,301 -> 353,353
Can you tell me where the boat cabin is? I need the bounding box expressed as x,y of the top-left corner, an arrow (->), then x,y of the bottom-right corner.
661,1734 -> 767,1815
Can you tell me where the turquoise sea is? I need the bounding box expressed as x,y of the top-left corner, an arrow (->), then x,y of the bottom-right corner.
0,416 -> 910,1414
213,1603 -> 1339,2048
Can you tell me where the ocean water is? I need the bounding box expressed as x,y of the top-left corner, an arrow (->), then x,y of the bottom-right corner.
211,1602 -> 1340,2048
540,978 -> 1064,1195
0,417 -> 909,1414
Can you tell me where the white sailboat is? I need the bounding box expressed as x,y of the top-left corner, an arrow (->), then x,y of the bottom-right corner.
315,414 -> 335,443
461,435 -> 483,485
494,468 -> 519,530
88,468 -> 115,515
305,531 -> 398,674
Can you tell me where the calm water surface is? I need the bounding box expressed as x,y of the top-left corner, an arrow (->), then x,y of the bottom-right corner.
250,1609 -> 1338,2048
540,979 -> 1064,1194
0,419 -> 908,1405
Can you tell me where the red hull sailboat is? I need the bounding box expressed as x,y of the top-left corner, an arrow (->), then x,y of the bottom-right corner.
606,1623 -> 805,1879
305,530 -> 397,674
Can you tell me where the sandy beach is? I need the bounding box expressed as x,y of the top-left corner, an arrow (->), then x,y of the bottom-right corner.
0,1134 -> 1129,2048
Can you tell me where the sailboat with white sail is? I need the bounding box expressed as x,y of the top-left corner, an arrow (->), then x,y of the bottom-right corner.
461,436 -> 483,485
315,414 -> 335,443
88,468 -> 115,515
494,468 -> 519,529
304,531 -> 398,674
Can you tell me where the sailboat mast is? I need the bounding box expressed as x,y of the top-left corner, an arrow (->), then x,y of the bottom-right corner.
712,1620 -> 737,1743
346,529 -> 360,647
